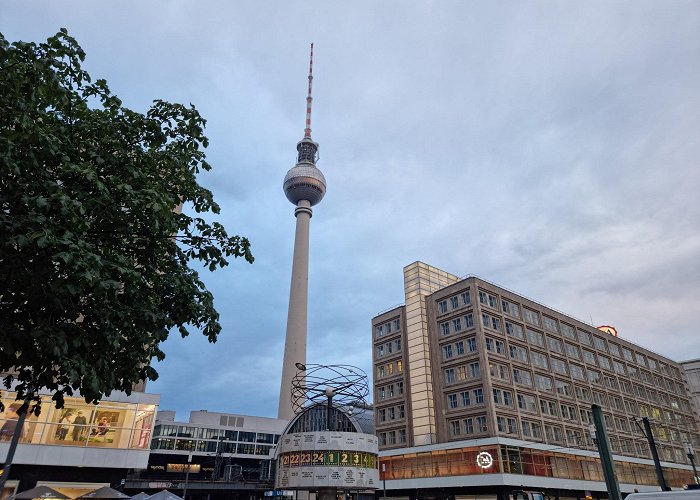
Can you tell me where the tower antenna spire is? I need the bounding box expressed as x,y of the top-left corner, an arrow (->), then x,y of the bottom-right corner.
304,42 -> 314,138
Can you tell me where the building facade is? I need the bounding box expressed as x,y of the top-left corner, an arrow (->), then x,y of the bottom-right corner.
0,389 -> 158,498
681,359 -> 700,428
372,262 -> 700,497
126,410 -> 287,498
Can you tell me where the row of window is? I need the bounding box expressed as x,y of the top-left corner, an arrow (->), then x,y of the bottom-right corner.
376,360 -> 403,379
440,313 -> 475,336
376,381 -> 405,401
153,425 -> 279,444
375,318 -> 401,338
437,290 -> 472,315
376,338 -> 402,358
378,428 -> 407,446
150,437 -> 273,455
449,415 -> 488,436
377,404 -> 406,423
444,362 -> 481,384
446,388 -> 485,409
454,288 -> 683,380
489,333 -> 689,400
442,337 -> 477,359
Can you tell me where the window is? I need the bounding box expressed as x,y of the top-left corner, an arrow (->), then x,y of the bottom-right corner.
460,391 -> 471,407
543,316 -> 559,333
455,341 -> 465,355
393,319 -> 401,331
377,365 -> 385,378
397,360 -> 403,372
523,308 -> 540,326
513,368 -> 532,386
570,364 -> 585,380
526,329 -> 544,347
378,386 -> 386,400
509,345 -> 528,363
443,345 -> 453,359
440,322 -> 450,336
588,370 -> 602,385
540,399 -> 559,417
467,338 -> 477,352
461,290 -> 471,305
608,343 -> 621,356
377,345 -> 384,357
622,348 -> 634,362
565,343 -> 580,359
505,321 -> 524,339
580,408 -> 593,424
561,404 -> 577,421
561,323 -> 576,339
535,374 -> 553,392
445,369 -> 455,384
566,429 -> 585,447
450,420 -> 461,436
378,409 -> 386,422
502,299 -> 520,317
479,290 -> 498,308
464,313 -> 474,328
463,418 -> 474,435
493,388 -> 513,406
386,321 -> 392,334
486,338 -> 505,355
388,384 -> 395,397
575,386 -> 591,402
473,388 -> 484,404
438,300 -> 448,314
448,394 -> 458,409
518,393 -> 537,412
613,360 -> 626,375
577,330 -> 592,345
555,379 -> 572,397
593,336 -> 607,351
522,420 -> 543,439
551,358 -> 568,375
476,416 -> 488,432
635,353 -> 647,366
598,355 -> 611,371
468,362 -> 481,378
545,425 -> 563,443
497,416 -> 517,434
582,349 -> 596,365
388,407 -> 395,420
610,396 -> 623,410
397,381 -> 404,395
450,296 -> 459,309
531,351 -> 549,370
547,336 -> 563,354
398,429 -> 406,443
452,318 -> 462,332
481,313 -> 501,331
490,363 -> 510,381
604,376 -> 618,390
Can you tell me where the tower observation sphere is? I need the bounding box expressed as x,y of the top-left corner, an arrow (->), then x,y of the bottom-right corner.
283,138 -> 326,206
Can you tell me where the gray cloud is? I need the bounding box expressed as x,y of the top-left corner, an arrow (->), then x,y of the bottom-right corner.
3,0 -> 699,418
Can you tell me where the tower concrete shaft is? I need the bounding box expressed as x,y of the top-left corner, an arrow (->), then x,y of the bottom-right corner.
278,43 -> 326,420
278,201 -> 312,420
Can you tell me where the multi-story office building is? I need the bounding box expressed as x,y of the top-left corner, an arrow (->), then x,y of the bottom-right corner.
0,389 -> 158,498
372,262 -> 700,497
126,409 -> 287,498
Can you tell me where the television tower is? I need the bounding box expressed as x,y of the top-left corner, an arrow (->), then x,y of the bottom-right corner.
278,43 -> 327,420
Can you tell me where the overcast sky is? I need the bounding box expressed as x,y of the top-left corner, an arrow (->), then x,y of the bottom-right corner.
3,1 -> 699,421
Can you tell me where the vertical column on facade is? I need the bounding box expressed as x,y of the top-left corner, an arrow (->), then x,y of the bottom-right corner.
403,262 -> 460,446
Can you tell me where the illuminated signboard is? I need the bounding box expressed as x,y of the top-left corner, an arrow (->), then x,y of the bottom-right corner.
476,451 -> 493,469
597,325 -> 618,337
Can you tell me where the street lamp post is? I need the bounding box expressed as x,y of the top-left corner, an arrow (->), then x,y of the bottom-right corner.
685,442 -> 699,485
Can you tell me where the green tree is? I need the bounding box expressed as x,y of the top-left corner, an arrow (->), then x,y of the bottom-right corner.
0,29 -> 253,414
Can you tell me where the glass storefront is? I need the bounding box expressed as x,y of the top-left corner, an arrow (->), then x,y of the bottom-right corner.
379,444 -> 694,488
0,391 -> 156,450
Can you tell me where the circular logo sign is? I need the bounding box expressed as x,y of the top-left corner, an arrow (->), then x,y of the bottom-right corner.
476,451 -> 493,469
